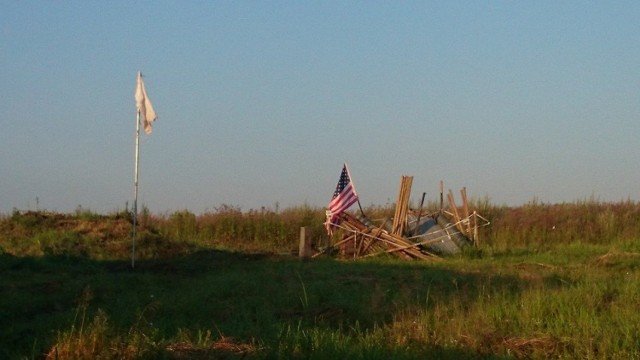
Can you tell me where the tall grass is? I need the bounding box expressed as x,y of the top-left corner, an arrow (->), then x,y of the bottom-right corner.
485,199 -> 640,252
150,204 -> 327,252
4,199 -> 640,258
2,199 -> 640,358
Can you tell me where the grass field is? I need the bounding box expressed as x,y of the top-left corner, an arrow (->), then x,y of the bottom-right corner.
1,200 -> 640,359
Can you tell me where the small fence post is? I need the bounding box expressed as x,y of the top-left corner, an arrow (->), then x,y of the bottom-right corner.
299,226 -> 312,259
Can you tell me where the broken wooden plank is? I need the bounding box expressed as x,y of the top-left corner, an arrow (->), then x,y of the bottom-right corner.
461,187 -> 471,237
392,176 -> 413,236
447,190 -> 463,233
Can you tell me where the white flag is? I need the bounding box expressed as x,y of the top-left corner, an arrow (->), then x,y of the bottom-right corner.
135,72 -> 157,135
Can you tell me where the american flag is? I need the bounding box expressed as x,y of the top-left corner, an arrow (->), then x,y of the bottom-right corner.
325,164 -> 359,234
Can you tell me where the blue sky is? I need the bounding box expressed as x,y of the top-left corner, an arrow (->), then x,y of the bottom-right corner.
2,1 -> 639,214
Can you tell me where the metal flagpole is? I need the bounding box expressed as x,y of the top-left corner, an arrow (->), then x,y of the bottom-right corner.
132,108 -> 140,269
132,70 -> 158,269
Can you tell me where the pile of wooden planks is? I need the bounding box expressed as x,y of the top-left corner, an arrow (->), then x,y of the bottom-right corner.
321,212 -> 441,261
315,176 -> 489,260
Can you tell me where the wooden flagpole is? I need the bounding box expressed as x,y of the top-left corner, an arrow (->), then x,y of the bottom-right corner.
344,162 -> 365,217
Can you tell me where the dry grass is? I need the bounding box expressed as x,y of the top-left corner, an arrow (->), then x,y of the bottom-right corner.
165,336 -> 260,359
594,251 -> 640,266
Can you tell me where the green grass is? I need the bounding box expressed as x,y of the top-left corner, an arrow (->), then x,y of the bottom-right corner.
1,200 -> 640,358
2,246 -> 640,359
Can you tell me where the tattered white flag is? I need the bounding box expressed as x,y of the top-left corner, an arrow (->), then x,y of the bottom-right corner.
135,72 -> 157,135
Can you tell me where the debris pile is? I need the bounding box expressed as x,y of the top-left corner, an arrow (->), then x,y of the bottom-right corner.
317,177 -> 490,261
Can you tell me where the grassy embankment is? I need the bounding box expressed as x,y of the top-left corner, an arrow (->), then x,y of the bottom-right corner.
1,200 -> 640,359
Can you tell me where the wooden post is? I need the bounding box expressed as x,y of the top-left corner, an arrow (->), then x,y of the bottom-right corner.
473,211 -> 479,247
413,192 -> 426,236
299,227 -> 312,259
448,190 -> 462,233
461,187 -> 471,237
439,180 -> 444,213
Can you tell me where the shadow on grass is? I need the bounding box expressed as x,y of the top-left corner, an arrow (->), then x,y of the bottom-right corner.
1,250 -> 544,359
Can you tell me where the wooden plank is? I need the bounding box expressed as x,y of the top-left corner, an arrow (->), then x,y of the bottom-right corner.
461,187 -> 471,237
359,218 -> 390,256
391,177 -> 405,235
379,238 -> 442,258
339,212 -> 369,233
312,234 -> 354,258
375,231 -> 432,260
355,231 -> 366,257
447,190 -> 462,233
338,234 -> 357,256
392,176 -> 413,236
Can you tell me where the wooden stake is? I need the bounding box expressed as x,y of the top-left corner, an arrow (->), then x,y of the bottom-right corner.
413,192 -> 426,236
461,187 -> 471,237
439,180 -> 444,213
473,210 -> 479,247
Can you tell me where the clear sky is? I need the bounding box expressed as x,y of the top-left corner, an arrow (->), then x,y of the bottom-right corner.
2,1 -> 639,214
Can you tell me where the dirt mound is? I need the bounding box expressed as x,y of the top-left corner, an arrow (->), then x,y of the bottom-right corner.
3,210 -> 131,239
0,211 -> 188,259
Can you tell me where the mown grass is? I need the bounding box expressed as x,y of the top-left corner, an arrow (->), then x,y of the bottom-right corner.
1,199 -> 640,359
